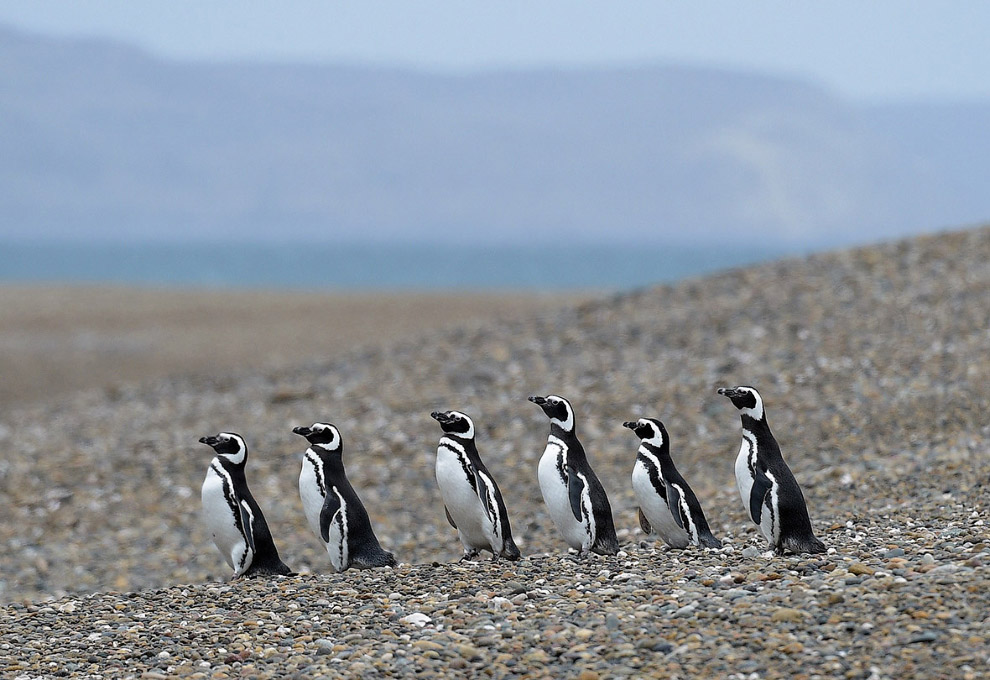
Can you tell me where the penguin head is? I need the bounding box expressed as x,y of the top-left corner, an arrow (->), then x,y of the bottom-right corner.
528,394 -> 575,433
199,432 -> 248,465
292,422 -> 342,451
430,410 -> 475,439
716,385 -> 764,421
622,417 -> 667,446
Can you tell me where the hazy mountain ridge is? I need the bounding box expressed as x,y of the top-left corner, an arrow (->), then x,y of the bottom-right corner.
1,25 -> 987,245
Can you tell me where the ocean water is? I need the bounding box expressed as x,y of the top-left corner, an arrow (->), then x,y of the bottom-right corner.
0,241 -> 802,291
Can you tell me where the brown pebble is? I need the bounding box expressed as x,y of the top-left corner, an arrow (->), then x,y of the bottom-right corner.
771,608 -> 807,623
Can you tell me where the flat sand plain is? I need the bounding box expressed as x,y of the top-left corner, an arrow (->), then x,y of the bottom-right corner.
0,286 -> 585,407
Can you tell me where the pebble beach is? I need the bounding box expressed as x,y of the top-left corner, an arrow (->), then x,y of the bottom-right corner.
1,227 -> 988,678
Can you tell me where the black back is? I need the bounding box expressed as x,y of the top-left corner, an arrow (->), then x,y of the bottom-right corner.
650,437 -> 721,548
467,436 -> 520,559
435,413 -> 520,560
557,428 -> 619,555
740,409 -> 824,554
213,456 -> 293,576
317,446 -> 395,567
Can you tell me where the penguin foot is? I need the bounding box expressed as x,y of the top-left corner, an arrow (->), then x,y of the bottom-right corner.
459,551 -> 481,562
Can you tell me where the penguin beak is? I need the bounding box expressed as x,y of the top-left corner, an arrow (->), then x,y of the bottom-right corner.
622,421 -> 638,430
717,387 -> 736,398
430,411 -> 449,423
528,396 -> 547,406
292,426 -> 312,437
199,435 -> 218,447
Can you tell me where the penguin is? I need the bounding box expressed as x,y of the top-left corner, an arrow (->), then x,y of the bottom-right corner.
292,423 -> 396,571
624,418 -> 722,549
430,410 -> 521,561
717,386 -> 826,555
529,395 -> 619,556
199,432 -> 293,578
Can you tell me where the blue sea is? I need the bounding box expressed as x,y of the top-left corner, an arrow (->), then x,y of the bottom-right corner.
0,241 -> 804,291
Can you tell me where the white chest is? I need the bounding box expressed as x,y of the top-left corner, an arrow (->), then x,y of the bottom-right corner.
631,457 -> 688,548
538,438 -> 587,549
734,432 -> 757,512
436,442 -> 490,548
298,452 -> 326,540
201,463 -> 251,576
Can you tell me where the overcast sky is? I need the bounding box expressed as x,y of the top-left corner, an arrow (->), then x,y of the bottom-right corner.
0,1 -> 986,102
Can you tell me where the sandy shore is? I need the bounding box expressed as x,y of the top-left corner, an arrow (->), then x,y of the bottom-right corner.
0,286 -> 586,407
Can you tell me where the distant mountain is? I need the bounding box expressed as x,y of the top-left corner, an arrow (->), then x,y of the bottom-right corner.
1,25 -> 987,246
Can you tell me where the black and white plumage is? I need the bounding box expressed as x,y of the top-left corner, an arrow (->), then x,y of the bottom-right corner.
199,432 -> 293,578
430,410 -> 520,561
624,418 -> 721,549
292,423 -> 396,571
529,395 -> 619,556
717,386 -> 826,555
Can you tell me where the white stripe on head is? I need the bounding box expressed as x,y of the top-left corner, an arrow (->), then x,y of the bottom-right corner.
310,422 -> 342,451
738,388 -> 764,421
448,411 -> 476,439
547,395 -> 574,432
638,418 -> 665,447
217,432 -> 248,465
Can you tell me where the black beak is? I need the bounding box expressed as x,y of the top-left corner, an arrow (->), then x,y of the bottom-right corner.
430,411 -> 450,423
717,387 -> 735,398
528,395 -> 547,406
292,426 -> 311,437
622,421 -> 638,430
199,436 -> 217,447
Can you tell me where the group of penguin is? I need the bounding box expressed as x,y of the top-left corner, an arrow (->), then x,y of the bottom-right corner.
199,385 -> 826,580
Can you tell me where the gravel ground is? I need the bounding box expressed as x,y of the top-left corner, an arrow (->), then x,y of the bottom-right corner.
1,226 -> 988,677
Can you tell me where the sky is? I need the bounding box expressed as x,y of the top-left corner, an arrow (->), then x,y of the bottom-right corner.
0,1 -> 987,102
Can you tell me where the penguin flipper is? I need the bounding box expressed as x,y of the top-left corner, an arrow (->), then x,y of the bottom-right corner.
567,470 -> 586,522
319,490 -> 341,543
474,470 -> 495,522
749,472 -> 773,525
666,484 -> 687,530
444,505 -> 458,529
238,500 -> 256,554
638,507 -> 652,534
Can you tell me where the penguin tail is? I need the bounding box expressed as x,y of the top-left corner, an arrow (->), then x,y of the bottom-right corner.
502,539 -> 522,562
353,545 -> 397,569
271,560 -> 296,576
592,531 -> 620,556
783,535 -> 826,555
245,560 -> 295,577
698,533 -> 723,549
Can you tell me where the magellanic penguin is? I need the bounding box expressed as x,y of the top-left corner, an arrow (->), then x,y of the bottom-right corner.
529,395 -> 619,556
624,418 -> 721,549
199,432 -> 294,578
430,410 -> 521,561
292,423 -> 396,571
717,386 -> 826,555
